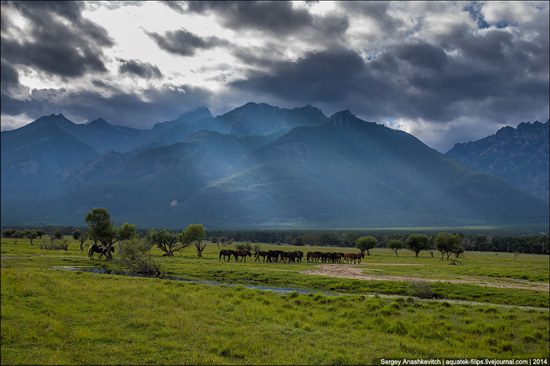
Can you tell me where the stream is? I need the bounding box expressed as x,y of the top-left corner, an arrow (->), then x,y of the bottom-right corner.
52,266 -> 337,295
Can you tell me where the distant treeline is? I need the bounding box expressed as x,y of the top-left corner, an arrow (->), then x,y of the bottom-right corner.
207,231 -> 549,254
2,228 -> 548,254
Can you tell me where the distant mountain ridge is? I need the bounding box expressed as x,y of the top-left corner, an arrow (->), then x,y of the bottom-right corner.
1,104 -> 548,228
446,120 -> 549,202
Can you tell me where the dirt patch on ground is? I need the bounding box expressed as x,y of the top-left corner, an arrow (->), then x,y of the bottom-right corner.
302,265 -> 550,292
366,263 -> 426,266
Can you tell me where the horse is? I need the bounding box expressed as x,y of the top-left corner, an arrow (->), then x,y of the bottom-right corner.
321,252 -> 340,263
267,250 -> 283,263
219,249 -> 235,262
344,252 -> 364,264
306,251 -> 321,263
292,251 -> 304,263
88,243 -> 114,260
280,251 -> 292,263
320,252 -> 331,263
234,250 -> 252,262
338,253 -> 345,263
254,250 -> 268,262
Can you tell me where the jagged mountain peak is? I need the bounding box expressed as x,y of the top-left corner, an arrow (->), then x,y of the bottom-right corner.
86,118 -> 109,126
328,110 -> 379,129
446,119 -> 549,202
331,109 -> 357,120
36,113 -> 72,124
176,106 -> 212,122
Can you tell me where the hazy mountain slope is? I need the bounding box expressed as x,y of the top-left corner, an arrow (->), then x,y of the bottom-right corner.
218,102 -> 328,136
150,103 -> 328,147
78,118 -> 146,154
151,107 -> 213,134
143,107 -> 214,146
2,106 -> 547,228
1,116 -> 99,211
1,113 -> 147,154
446,121 -> 549,201
172,111 -> 547,228
22,131 -> 260,226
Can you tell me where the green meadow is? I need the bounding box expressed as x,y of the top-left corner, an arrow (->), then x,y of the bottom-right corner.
1,238 -> 549,364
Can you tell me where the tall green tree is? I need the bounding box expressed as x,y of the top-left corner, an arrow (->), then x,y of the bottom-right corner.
355,236 -> 377,256
182,224 -> 206,257
146,229 -> 188,256
388,239 -> 402,257
73,230 -> 90,251
26,230 -> 37,245
51,229 -> 63,243
85,208 -> 117,260
406,234 -> 430,257
72,229 -> 81,242
435,232 -> 463,260
117,223 -> 137,242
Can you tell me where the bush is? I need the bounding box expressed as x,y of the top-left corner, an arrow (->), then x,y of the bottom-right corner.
40,239 -> 69,251
117,239 -> 161,276
235,242 -> 252,251
407,281 -> 434,299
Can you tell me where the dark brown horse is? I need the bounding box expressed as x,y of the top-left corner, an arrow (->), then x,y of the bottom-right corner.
88,243 -> 114,260
266,250 -> 283,263
219,249 -> 235,262
254,250 -> 268,262
234,250 -> 252,262
293,251 -> 304,262
306,251 -> 321,263
344,252 -> 364,264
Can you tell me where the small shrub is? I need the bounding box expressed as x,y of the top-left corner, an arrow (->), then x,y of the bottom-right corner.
117,239 -> 161,276
235,242 -> 252,251
40,239 -> 68,251
407,281 -> 434,299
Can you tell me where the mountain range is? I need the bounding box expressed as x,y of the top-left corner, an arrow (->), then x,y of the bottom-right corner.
446,121 -> 549,202
1,103 -> 548,228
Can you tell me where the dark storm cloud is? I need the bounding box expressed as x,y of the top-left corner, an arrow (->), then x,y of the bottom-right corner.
167,1 -> 348,38
0,1 -> 113,78
442,28 -> 514,65
185,1 -> 313,34
395,43 -> 448,71
0,60 -> 19,86
118,59 -> 162,79
147,29 -> 228,57
1,83 -> 212,128
232,48 -> 371,104
232,30 -> 549,126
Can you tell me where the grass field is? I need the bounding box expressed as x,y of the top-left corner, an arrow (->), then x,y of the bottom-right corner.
1,237 -> 549,364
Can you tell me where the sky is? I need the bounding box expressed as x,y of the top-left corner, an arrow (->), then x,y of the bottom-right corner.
1,1 -> 548,151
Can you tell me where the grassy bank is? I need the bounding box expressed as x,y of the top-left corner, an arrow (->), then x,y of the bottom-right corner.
1,238 -> 549,364
2,268 -> 549,365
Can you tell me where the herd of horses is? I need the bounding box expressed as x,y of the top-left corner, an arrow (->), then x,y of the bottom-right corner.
219,249 -> 365,264
87,243 -> 364,264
